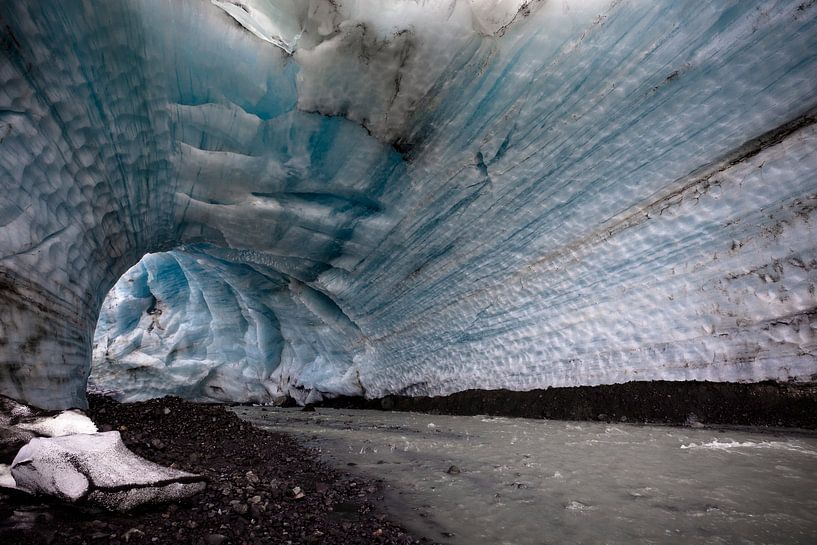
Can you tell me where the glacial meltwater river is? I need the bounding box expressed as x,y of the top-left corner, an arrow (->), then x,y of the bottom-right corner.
232,407 -> 817,545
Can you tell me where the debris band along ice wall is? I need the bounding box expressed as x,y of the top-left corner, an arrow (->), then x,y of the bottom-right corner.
1,0 -> 816,408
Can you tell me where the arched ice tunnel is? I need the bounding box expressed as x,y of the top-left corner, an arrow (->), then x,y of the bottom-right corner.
1,0 -> 816,411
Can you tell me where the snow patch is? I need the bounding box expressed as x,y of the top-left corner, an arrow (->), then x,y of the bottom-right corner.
16,410 -> 98,437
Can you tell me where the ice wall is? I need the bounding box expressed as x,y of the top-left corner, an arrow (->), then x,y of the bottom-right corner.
1,0 -> 816,408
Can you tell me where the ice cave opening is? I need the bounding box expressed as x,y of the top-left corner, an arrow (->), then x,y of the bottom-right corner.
3,1 -> 817,543
89,247 -> 367,406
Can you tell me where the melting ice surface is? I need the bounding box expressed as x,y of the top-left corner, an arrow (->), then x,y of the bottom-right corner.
1,1 -> 816,407
235,406 -> 817,545
11,431 -> 206,510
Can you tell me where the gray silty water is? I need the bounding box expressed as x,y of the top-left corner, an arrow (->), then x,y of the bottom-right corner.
233,407 -> 817,545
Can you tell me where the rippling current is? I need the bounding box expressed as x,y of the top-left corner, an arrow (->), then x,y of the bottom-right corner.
234,406 -> 817,545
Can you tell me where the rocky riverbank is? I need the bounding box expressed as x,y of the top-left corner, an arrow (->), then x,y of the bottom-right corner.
0,395 -> 427,545
317,380 -> 817,428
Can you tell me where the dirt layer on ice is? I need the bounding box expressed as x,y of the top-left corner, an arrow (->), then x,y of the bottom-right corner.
0,395 -> 428,545
318,380 -> 817,428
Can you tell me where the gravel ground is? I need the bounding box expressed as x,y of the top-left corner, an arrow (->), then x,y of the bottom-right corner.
0,395 -> 429,545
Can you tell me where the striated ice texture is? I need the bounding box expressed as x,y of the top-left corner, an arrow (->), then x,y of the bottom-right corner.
1,0 -> 816,408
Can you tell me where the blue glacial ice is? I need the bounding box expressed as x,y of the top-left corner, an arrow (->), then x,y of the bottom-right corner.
91,249 -> 365,403
0,0 -> 816,408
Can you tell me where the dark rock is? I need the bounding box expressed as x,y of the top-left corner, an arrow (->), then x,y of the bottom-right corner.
446,465 -> 461,475
272,396 -> 297,408
0,424 -> 35,463
249,504 -> 263,520
204,534 -> 226,545
122,528 -> 144,542
232,502 -> 248,515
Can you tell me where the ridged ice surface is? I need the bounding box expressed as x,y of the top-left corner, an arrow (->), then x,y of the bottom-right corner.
1,0 -> 816,407
91,249 -> 365,403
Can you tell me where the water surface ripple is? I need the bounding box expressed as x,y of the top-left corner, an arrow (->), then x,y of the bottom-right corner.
233,407 -> 817,545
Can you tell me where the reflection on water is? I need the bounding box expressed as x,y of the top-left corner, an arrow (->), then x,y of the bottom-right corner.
233,407 -> 817,545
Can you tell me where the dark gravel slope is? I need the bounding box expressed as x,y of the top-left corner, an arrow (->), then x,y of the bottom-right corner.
0,395 -> 427,545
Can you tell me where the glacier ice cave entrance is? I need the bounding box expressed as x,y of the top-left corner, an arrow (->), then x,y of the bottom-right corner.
2,0 -> 817,543
0,0 -> 816,413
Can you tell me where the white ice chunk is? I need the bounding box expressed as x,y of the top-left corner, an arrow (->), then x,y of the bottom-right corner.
0,463 -> 17,489
11,432 -> 206,510
16,410 -> 98,437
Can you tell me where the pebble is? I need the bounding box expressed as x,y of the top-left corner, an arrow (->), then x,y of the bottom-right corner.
249,504 -> 263,520
122,528 -> 144,542
204,534 -> 226,545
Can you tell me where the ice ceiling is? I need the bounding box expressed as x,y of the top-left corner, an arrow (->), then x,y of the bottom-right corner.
1,0 -> 816,409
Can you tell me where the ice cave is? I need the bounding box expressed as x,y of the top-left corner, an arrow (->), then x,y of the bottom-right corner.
1,0 -> 817,543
